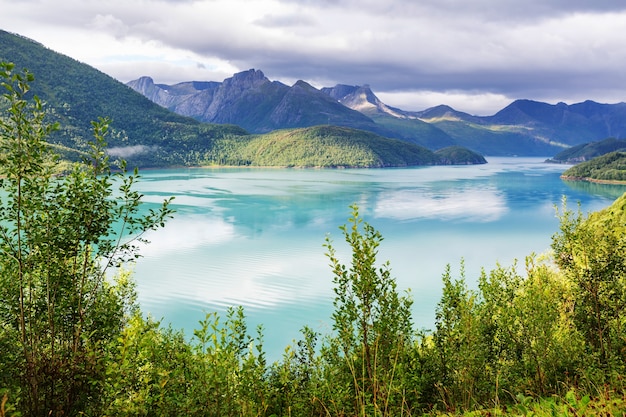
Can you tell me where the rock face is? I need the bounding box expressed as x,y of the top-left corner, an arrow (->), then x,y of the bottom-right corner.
484,99 -> 626,145
204,69 -> 271,124
322,84 -> 406,118
127,69 -> 380,133
128,69 -> 626,156
126,76 -> 220,113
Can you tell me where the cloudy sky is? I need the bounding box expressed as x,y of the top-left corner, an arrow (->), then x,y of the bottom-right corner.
2,0 -> 626,115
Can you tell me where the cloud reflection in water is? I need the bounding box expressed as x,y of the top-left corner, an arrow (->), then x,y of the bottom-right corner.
374,186 -> 507,222
138,215 -> 236,256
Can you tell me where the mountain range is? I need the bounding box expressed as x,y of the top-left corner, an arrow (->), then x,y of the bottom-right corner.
549,137 -> 626,163
129,71 -> 626,156
0,29 -> 487,168
2,27 -> 626,166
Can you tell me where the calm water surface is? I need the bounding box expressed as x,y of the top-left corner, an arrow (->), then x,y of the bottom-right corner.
130,157 -> 626,359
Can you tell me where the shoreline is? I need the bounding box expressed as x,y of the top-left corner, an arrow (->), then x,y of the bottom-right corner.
560,175 -> 626,185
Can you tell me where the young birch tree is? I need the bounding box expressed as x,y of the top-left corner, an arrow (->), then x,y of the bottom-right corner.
0,62 -> 173,416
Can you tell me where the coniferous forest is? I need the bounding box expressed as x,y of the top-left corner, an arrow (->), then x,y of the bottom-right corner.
1,64 -> 626,416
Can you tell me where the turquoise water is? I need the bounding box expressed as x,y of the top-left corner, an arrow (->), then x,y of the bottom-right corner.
129,157 -> 626,359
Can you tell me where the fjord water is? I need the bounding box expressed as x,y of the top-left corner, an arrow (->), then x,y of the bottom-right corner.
131,157 -> 625,359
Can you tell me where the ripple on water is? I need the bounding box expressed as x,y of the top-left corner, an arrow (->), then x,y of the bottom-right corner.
128,159 -> 624,359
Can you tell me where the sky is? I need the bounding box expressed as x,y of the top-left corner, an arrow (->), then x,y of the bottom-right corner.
2,0 -> 626,115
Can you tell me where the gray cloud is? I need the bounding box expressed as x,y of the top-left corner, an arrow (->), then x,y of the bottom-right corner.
254,13 -> 316,28
1,0 -> 625,115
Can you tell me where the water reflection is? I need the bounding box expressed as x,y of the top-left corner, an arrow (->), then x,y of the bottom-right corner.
563,179 -> 626,200
374,186 -> 507,222
129,158 -> 623,359
140,215 -> 236,256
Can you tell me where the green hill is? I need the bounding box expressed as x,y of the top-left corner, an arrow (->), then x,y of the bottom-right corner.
549,137 -> 626,163
203,125 -> 448,168
435,145 -> 487,165
0,30 -> 486,168
561,151 -> 626,183
0,30 -> 248,167
365,113 -> 457,149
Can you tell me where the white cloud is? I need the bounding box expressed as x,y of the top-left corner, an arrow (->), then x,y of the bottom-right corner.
89,13 -> 129,37
374,187 -> 508,222
137,215 -> 236,256
376,91 -> 514,116
2,0 -> 626,114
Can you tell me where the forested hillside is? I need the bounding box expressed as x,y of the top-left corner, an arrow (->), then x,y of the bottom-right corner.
0,30 -> 248,166
550,137 -> 626,163
202,125 -> 484,167
435,145 -> 488,165
561,151 -> 626,182
2,61 -> 626,416
0,30 -> 484,168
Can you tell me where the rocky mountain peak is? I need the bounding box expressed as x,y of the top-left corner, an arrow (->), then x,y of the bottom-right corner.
126,76 -> 170,103
126,76 -> 153,92
323,84 -> 406,118
129,76 -> 155,89
321,84 -> 358,100
223,69 -> 268,90
340,85 -> 379,109
292,79 -> 318,92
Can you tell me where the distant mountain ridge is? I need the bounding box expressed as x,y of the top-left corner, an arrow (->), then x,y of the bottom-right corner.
3,27 -> 625,161
486,99 -> 626,144
0,29 -> 485,168
127,72 -> 394,138
129,71 -> 626,156
549,138 -> 626,163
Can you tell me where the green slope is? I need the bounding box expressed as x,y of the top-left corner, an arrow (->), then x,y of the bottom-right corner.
587,191 -> 626,229
366,113 -> 457,149
423,118 -> 565,156
435,146 -> 487,165
203,125 -> 449,168
561,151 -> 626,183
0,30 -> 248,167
549,137 -> 626,163
0,30 -> 485,169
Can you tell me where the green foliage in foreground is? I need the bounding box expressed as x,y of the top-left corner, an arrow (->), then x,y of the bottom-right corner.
2,63 -> 626,416
561,151 -> 626,182
0,63 -> 174,416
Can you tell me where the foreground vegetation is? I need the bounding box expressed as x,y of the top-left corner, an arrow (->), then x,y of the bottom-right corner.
2,63 -> 626,416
